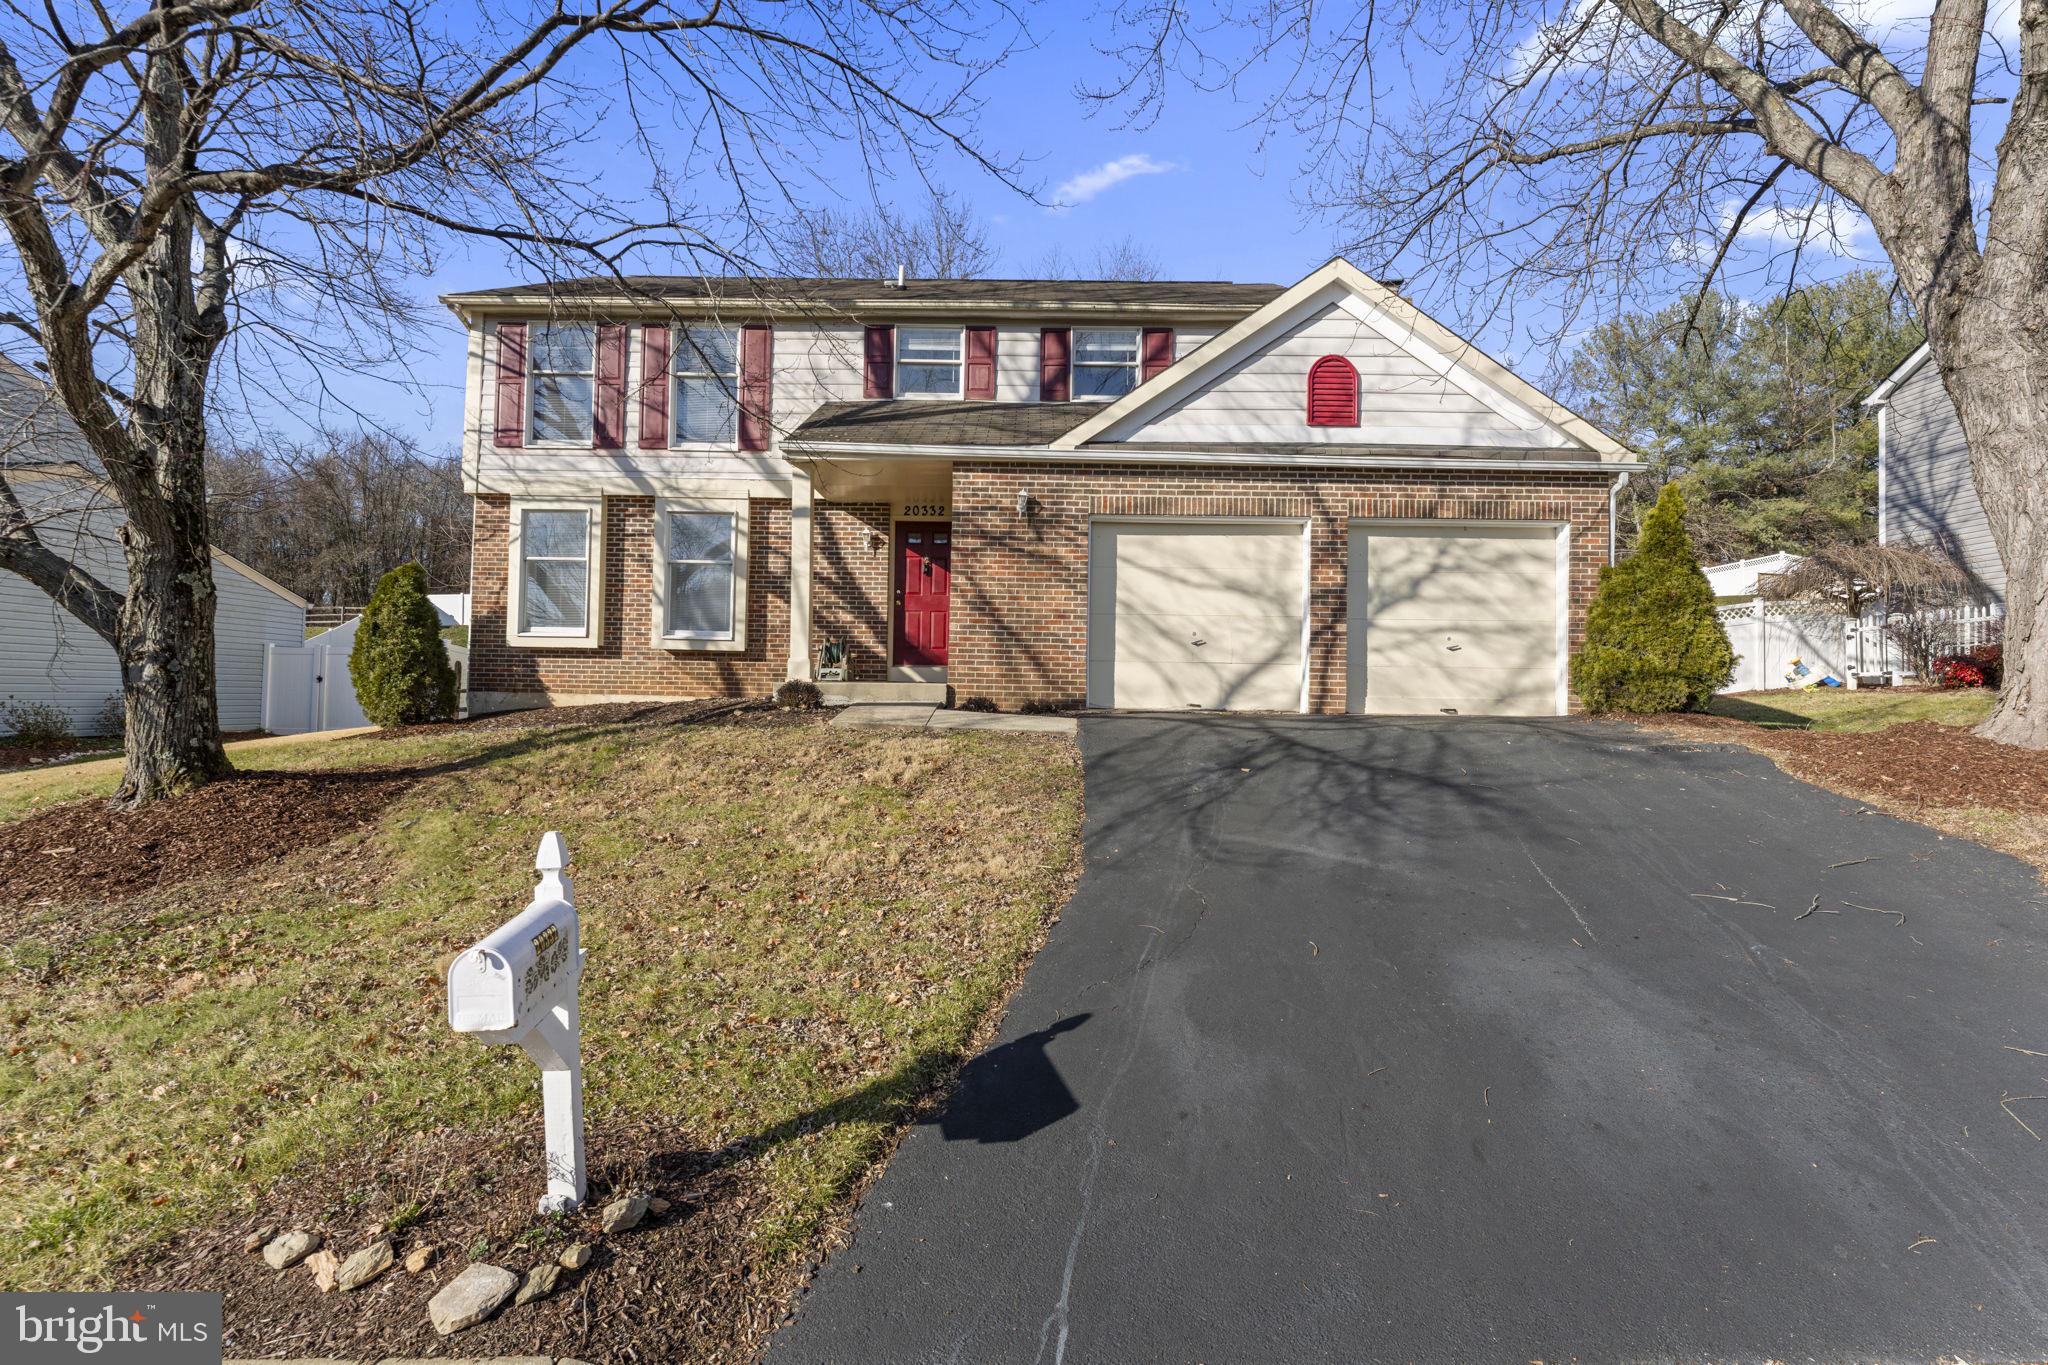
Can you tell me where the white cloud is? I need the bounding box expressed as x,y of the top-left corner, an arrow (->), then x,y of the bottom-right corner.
1724,198 -> 1875,253
1051,154 -> 1175,211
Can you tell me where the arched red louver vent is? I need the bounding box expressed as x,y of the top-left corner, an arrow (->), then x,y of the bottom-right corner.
1307,354 -> 1359,427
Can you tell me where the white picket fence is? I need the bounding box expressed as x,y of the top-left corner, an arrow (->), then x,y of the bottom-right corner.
262,616 -> 468,734
1716,600 -> 2002,693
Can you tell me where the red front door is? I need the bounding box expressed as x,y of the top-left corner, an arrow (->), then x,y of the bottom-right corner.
894,521 -> 951,667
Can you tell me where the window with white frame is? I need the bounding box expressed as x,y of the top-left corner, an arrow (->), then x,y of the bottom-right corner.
896,327 -> 962,398
1073,328 -> 1140,399
518,508 -> 592,633
662,509 -> 736,638
673,326 -> 739,445
528,324 -> 596,443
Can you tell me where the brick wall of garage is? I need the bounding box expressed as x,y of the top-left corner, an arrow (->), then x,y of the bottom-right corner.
470,494 -> 792,705
947,462 -> 1616,714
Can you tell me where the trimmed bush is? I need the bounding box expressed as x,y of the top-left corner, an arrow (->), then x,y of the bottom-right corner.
774,679 -> 824,711
957,696 -> 998,713
1571,484 -> 1735,713
349,562 -> 458,726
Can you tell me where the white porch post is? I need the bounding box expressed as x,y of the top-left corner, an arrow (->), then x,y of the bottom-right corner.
787,467 -> 813,681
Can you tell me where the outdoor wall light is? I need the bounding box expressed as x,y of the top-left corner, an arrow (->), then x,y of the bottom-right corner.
1016,490 -> 1036,519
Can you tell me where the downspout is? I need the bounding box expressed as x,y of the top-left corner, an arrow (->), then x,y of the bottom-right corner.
1609,470 -> 1630,565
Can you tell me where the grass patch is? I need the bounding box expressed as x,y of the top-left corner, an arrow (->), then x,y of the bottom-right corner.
1708,687 -> 1996,732
0,713 -> 1081,1300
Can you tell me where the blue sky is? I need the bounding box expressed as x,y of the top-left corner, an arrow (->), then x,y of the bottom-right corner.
230,0 -> 2000,451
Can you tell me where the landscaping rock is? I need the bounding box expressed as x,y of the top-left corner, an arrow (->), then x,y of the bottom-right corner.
261,1230 -> 321,1270
403,1243 -> 437,1274
600,1190 -> 651,1234
649,1196 -> 672,1214
337,1238 -> 393,1291
241,1226 -> 276,1254
558,1242 -> 593,1270
514,1262 -> 561,1306
427,1263 -> 518,1335
306,1247 -> 340,1292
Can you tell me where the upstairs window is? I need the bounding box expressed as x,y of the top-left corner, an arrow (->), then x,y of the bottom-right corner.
1307,354 -> 1359,427
1074,329 -> 1140,399
529,324 -> 595,443
673,326 -> 739,445
896,327 -> 962,397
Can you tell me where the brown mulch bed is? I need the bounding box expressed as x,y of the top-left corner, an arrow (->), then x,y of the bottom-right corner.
1654,714 -> 2048,814
381,696 -> 827,740
129,1118 -> 816,1364
0,769 -> 416,906
0,738 -> 122,772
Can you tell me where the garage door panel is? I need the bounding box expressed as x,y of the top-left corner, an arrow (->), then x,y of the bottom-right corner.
1349,524 -> 1561,716
1089,523 -> 1306,711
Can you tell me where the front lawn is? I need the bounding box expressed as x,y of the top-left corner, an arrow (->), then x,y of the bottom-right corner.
1708,686 -> 1997,731
0,705 -> 1082,1360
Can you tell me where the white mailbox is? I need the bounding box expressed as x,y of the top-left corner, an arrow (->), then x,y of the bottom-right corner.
448,832 -> 587,1213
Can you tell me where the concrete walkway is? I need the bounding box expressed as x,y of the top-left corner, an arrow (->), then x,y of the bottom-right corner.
828,703 -> 1076,735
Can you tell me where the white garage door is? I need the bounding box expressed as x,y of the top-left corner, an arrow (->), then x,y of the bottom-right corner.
1088,521 -> 1306,711
1348,523 -> 1562,716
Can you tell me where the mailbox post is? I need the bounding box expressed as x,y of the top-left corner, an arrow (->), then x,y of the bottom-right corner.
447,832 -> 587,1214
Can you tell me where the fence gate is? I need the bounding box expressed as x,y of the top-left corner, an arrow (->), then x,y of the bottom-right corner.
1718,601 -> 2004,693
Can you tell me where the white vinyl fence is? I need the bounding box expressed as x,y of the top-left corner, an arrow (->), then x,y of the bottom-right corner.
1716,600 -> 2003,693
262,617 -> 468,734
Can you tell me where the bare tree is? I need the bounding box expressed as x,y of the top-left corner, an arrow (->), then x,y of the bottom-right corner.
0,0 -> 1022,805
1095,0 -> 2048,745
1759,538 -> 1971,618
1033,234 -> 1165,279
772,187 -> 996,278
209,436 -> 470,606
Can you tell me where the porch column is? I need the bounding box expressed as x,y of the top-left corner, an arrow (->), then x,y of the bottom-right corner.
787,467 -> 813,681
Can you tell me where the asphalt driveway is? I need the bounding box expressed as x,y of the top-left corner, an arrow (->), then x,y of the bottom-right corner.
770,715 -> 2048,1364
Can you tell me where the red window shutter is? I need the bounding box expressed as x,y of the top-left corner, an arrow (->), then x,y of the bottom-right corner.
593,323 -> 627,448
1141,328 -> 1175,382
1039,328 -> 1071,402
964,326 -> 998,400
740,323 -> 774,451
639,325 -> 670,449
493,321 -> 526,448
863,325 -> 894,398
1307,355 -> 1359,427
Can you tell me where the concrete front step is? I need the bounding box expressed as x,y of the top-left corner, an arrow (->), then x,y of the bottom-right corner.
819,680 -> 949,706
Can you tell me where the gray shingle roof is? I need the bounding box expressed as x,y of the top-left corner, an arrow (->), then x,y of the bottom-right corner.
789,400 -> 1100,447
0,355 -> 99,471
444,276 -> 1287,314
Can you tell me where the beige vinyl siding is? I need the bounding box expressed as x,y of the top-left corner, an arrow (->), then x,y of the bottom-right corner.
1348,524 -> 1561,716
0,498 -> 304,735
1883,362 -> 2005,602
1128,304 -> 1546,447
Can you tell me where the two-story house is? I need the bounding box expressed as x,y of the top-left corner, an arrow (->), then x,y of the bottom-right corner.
1862,344 -> 2006,607
443,257 -> 1640,717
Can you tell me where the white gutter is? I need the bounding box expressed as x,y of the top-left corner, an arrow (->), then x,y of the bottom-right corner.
785,440 -> 1647,474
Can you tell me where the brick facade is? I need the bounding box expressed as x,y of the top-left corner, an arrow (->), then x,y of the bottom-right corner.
947,462 -> 1614,713
811,500 -> 892,680
470,494 -> 791,706
469,464 -> 1615,714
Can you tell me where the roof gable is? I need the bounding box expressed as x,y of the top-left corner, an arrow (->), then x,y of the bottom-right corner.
1054,259 -> 1629,459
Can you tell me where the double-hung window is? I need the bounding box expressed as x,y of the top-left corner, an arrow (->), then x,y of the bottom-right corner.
673,326 -> 739,445
654,499 -> 748,649
519,508 -> 592,634
529,324 -> 596,443
1073,329 -> 1140,399
896,327 -> 962,398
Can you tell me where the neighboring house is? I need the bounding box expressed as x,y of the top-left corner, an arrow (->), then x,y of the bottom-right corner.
0,358 -> 308,735
1863,344 -> 2005,604
1704,551 -> 1805,599
443,258 -> 1641,717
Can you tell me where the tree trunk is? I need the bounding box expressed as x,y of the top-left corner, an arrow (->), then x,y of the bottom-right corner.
1930,310 -> 2048,748
110,486 -> 232,806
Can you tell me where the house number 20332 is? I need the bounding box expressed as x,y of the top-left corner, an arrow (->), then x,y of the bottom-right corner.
902,503 -> 949,518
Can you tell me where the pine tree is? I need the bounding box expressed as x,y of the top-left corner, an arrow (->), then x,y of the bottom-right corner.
1572,484 -> 1735,712
349,562 -> 458,726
